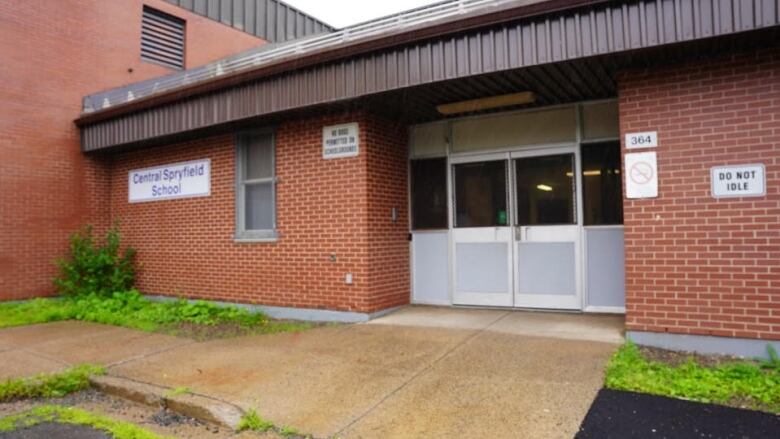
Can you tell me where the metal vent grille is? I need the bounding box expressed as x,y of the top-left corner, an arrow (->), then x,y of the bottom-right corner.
141,6 -> 185,70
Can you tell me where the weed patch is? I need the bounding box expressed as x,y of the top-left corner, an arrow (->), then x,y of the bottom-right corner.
0,365 -> 105,402
605,342 -> 780,413
0,405 -> 169,438
237,408 -> 310,438
0,364 -> 106,402
165,387 -> 191,397
237,408 -> 274,432
0,224 -> 313,338
0,291 -> 313,338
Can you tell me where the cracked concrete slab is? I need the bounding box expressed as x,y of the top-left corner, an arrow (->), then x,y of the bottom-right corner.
366,306 -> 509,330
0,308 -> 623,438
0,321 -> 191,378
110,324 -> 476,438
338,332 -> 617,438
31,329 -> 191,367
0,321 -> 108,349
0,349 -> 68,380
488,311 -> 625,344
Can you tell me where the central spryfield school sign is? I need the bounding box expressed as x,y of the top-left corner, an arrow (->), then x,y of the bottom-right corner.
323,122 -> 359,159
128,159 -> 210,202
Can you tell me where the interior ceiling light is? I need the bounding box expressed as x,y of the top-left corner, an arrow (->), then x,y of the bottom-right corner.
567,170 -> 620,177
536,184 -> 553,192
436,92 -> 536,115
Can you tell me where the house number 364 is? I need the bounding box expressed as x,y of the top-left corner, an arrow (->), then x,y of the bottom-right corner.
625,131 -> 658,149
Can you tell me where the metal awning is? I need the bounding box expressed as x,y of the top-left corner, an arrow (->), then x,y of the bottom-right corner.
78,0 -> 780,152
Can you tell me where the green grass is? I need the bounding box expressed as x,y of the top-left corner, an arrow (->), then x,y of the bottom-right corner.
237,407 -> 311,437
0,290 -> 313,338
165,386 -> 191,397
0,364 -> 106,402
0,405 -> 170,438
237,408 -> 275,433
280,425 -> 301,436
605,342 -> 780,413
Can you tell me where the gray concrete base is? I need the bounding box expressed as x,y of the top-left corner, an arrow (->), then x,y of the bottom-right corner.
91,375 -> 244,429
627,330 -> 780,360
145,295 -> 401,323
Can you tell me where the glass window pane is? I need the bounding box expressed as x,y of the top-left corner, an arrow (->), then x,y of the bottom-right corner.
410,122 -> 447,157
582,101 -> 619,140
515,154 -> 575,225
245,133 -> 273,180
454,161 -> 507,228
582,142 -> 623,225
452,106 -> 576,152
245,182 -> 274,230
411,158 -> 448,229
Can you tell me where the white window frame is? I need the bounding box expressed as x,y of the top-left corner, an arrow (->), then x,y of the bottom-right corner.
235,129 -> 278,242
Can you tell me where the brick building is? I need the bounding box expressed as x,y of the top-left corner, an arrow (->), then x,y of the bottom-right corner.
2,0 -> 779,358
0,0 -> 329,300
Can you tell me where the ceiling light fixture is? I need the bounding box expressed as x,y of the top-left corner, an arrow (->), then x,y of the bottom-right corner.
436,92 -> 536,115
536,184 -> 553,192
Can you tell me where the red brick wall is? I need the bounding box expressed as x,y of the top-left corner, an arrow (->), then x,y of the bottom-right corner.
108,112 -> 410,313
620,48 -> 780,341
0,0 -> 264,300
364,114 -> 411,311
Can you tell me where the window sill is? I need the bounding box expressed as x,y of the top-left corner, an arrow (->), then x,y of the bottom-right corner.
234,231 -> 279,243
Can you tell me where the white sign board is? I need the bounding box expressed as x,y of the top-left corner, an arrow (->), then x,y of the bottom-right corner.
625,152 -> 658,199
128,159 -> 210,203
323,122 -> 359,159
625,131 -> 658,149
711,164 -> 765,198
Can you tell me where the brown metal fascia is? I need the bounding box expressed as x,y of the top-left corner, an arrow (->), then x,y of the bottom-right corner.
75,0 -> 608,126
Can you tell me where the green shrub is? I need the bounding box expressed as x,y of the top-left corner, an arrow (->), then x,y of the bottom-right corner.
605,342 -> 780,412
0,364 -> 106,402
54,225 -> 136,298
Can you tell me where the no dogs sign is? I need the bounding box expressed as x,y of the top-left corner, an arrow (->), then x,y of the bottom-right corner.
711,164 -> 765,198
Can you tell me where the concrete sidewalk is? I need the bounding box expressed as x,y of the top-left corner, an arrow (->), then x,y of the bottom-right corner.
0,307 -> 623,438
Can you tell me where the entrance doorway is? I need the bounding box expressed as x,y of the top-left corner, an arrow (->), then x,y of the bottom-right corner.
409,102 -> 625,313
451,147 -> 582,309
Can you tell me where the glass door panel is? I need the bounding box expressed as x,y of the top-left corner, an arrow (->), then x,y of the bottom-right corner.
512,151 -> 581,310
454,161 -> 508,228
451,157 -> 513,307
515,154 -> 575,225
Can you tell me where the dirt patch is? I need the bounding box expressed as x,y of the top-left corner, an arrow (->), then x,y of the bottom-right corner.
0,390 -> 281,438
158,320 -> 322,341
0,422 -> 110,439
638,345 -> 757,368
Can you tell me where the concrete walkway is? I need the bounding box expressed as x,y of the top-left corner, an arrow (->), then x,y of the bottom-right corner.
0,306 -> 623,438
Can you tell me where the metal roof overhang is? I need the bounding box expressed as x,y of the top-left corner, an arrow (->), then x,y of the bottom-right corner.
78,0 -> 780,152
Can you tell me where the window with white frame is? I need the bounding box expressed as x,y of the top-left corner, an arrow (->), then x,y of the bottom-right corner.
236,130 -> 276,240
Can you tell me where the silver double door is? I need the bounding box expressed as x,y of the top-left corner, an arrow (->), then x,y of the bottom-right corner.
450,146 -> 583,310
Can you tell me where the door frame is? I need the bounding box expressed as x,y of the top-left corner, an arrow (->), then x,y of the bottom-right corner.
449,152 -> 514,307
446,145 -> 586,310
510,145 -> 584,310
